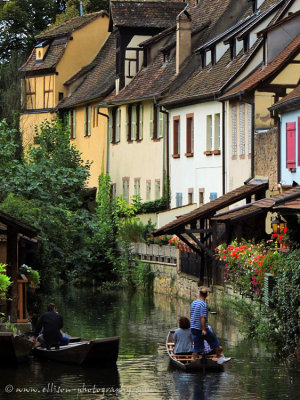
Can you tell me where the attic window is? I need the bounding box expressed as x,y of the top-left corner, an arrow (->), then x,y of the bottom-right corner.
211,46 -> 216,66
243,35 -> 249,53
201,52 -> 206,69
163,52 -> 169,64
230,40 -> 236,60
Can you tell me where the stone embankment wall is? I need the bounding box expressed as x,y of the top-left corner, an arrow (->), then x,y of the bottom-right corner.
131,243 -> 229,308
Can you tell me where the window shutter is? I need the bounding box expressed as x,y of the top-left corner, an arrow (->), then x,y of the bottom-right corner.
72,110 -> 76,139
286,122 -> 296,168
116,108 -> 121,142
298,117 -> 300,166
132,105 -> 137,140
108,109 -> 113,142
139,105 -> 143,139
126,106 -> 129,139
84,107 -> 87,136
158,112 -> 166,138
206,115 -> 212,150
150,103 -> 154,138
88,106 -> 92,136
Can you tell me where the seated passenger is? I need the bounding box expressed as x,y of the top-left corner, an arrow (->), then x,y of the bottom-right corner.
174,316 -> 193,355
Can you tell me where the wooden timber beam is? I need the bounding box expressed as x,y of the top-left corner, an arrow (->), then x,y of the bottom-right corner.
176,233 -> 202,257
184,231 -> 214,259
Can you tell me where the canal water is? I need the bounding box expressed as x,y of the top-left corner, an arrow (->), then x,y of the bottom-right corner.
0,287 -> 299,399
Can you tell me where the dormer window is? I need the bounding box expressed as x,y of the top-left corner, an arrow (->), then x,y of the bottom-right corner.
163,51 -> 170,64
230,40 -> 236,60
243,35 -> 249,53
35,40 -> 49,61
201,51 -> 206,69
211,46 -> 216,66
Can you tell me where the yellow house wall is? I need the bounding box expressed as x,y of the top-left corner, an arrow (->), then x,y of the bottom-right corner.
55,15 -> 109,103
109,100 -> 164,202
20,112 -> 55,148
71,104 -> 107,188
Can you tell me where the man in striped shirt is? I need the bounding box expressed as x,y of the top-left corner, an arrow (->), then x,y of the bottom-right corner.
190,288 -> 230,364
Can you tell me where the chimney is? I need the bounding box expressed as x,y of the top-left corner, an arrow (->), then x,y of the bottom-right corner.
176,9 -> 191,74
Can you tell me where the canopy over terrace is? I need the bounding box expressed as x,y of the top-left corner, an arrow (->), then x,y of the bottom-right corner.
154,181 -> 268,285
212,185 -> 300,244
0,212 -> 39,323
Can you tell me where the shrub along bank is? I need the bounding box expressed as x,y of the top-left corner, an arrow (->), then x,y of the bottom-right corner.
216,240 -> 300,358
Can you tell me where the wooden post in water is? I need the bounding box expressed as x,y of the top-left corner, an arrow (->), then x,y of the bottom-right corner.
6,226 -> 19,323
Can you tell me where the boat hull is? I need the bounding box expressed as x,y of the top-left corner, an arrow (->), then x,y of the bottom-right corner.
166,330 -> 224,372
33,336 -> 120,366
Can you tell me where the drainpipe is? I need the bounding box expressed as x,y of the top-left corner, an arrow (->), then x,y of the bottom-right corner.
242,95 -> 255,184
222,101 -> 226,195
97,107 -> 110,174
160,105 -> 170,207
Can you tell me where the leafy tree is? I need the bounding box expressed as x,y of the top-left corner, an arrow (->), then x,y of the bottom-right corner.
53,0 -> 109,26
0,264 -> 11,300
0,1 -> 64,60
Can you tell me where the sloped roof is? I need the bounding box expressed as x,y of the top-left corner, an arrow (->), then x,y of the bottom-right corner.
109,1 -> 186,30
154,182 -> 268,235
269,84 -> 300,111
58,33 -> 116,109
212,186 -> 300,221
160,39 -> 261,107
36,11 -> 108,40
19,37 -> 67,74
220,32 -> 300,100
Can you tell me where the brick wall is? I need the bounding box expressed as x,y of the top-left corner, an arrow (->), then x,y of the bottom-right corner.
254,127 -> 278,190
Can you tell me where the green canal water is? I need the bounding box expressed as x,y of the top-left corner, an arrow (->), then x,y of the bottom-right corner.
0,287 -> 299,399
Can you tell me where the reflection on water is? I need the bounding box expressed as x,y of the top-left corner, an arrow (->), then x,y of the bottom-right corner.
0,287 -> 299,399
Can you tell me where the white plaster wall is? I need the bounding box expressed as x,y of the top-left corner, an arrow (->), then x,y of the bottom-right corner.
249,14 -> 273,48
236,39 -> 243,55
283,0 -> 300,14
169,101 -> 223,208
280,110 -> 300,186
109,100 -> 164,202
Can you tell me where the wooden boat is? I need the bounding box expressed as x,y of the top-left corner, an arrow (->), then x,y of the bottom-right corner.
166,330 -> 224,372
33,336 -> 120,366
0,332 -> 34,364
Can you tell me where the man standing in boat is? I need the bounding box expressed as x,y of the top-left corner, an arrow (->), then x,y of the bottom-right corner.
33,302 -> 69,349
190,288 -> 230,364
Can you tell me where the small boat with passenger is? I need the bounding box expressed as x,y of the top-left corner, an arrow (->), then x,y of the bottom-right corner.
166,330 -> 226,372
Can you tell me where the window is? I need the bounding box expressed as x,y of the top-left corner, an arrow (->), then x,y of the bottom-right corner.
109,107 -> 121,143
173,116 -> 180,157
84,105 -> 92,137
206,115 -> 213,151
136,104 -> 143,141
155,180 -> 161,199
188,188 -> 193,204
232,105 -> 237,157
125,47 -> 143,79
199,189 -> 204,206
176,192 -> 183,208
158,111 -> 166,139
146,180 -> 151,201
247,104 -> 252,154
239,104 -> 245,156
214,113 -> 221,150
123,178 -> 129,203
70,109 -> 76,139
201,51 -> 206,69
230,40 -> 236,60
150,104 -> 160,140
134,178 -> 140,196
186,114 -> 194,156
243,36 -> 249,53
286,122 -> 296,169
211,46 -> 216,66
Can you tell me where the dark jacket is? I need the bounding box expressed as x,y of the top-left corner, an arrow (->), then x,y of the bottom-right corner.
34,311 -> 63,345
